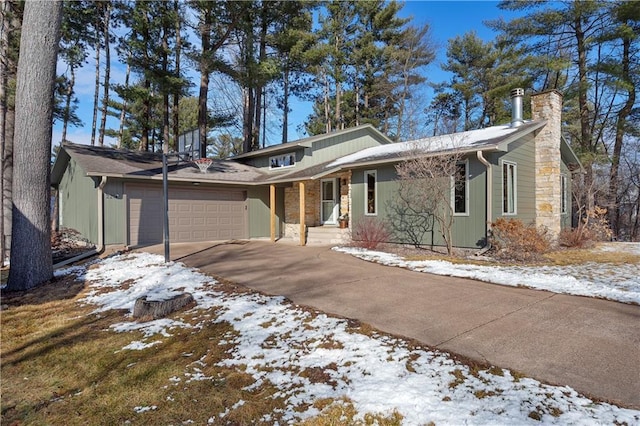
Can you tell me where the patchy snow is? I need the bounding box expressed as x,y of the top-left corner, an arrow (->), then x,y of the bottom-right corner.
66,251 -> 639,425
328,123 -> 525,168
333,243 -> 640,305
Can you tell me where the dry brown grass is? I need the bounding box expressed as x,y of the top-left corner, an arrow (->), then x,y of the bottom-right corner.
0,264 -> 424,425
544,247 -> 640,266
0,272 -> 288,425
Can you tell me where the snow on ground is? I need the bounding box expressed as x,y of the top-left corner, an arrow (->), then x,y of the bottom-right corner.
60,252 -> 640,425
334,243 -> 640,305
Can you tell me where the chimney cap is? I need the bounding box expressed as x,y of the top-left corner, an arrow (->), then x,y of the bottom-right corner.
510,88 -> 525,127
511,88 -> 525,98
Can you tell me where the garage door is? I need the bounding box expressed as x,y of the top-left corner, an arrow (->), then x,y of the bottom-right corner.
126,184 -> 247,246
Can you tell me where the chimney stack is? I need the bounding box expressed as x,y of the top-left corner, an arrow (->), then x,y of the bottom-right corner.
531,89 -> 563,237
510,88 -> 525,127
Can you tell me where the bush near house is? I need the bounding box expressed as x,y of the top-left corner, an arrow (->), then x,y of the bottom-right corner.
351,217 -> 391,250
559,206 -> 613,249
489,218 -> 551,262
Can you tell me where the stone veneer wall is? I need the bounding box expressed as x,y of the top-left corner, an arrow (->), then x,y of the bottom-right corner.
285,180 -> 320,226
531,89 -> 563,236
283,171 -> 351,239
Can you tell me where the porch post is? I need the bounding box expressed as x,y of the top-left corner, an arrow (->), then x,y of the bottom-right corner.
270,184 -> 276,242
299,181 -> 306,246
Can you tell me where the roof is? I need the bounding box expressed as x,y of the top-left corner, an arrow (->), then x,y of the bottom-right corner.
328,120 -> 547,169
51,143 -> 267,185
230,124 -> 391,160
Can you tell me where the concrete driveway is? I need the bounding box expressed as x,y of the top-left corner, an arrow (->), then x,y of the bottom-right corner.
142,240 -> 640,409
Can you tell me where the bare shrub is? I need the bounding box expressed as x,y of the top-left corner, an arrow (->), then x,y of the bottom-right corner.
559,206 -> 612,248
351,217 -> 390,250
393,139 -> 464,255
489,218 -> 551,261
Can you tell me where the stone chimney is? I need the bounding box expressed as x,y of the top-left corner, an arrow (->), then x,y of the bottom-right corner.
531,89 -> 563,236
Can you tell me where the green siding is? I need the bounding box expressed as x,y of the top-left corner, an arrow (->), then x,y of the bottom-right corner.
243,128 -> 388,172
59,158 -> 99,244
247,186 -> 284,238
490,134 -> 536,224
104,180 -> 125,244
300,132 -> 386,166
451,159 -> 488,247
351,157 -> 488,249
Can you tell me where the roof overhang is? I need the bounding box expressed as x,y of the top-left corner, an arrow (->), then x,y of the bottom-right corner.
84,171 -> 266,186
560,136 -> 584,172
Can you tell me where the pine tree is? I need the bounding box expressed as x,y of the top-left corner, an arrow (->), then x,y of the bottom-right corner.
7,0 -> 62,290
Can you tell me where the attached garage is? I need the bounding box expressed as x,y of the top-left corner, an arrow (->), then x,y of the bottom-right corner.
126,183 -> 248,246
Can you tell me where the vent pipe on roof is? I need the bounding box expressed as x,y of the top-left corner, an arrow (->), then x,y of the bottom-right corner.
510,88 -> 525,127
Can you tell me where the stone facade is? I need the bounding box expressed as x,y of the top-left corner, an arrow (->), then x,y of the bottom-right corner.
532,90 -> 563,236
283,172 -> 351,239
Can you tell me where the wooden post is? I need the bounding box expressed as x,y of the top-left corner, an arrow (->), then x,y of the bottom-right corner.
270,184 -> 276,242
299,181 -> 306,246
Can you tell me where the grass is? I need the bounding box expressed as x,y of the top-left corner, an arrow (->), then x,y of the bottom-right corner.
543,247 -> 640,266
2,247 -> 631,424
0,263 -> 428,425
0,272 -> 287,425
398,242 -> 640,267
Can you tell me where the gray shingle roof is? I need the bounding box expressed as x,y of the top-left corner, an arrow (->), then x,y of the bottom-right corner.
53,143 -> 268,185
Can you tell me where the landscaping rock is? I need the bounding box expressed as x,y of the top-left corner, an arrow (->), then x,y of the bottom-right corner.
133,293 -> 195,320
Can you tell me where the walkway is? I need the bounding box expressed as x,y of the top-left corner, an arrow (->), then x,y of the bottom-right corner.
143,240 -> 640,409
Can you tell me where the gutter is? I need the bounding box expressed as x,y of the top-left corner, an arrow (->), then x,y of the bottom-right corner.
476,151 -> 492,254
53,176 -> 107,269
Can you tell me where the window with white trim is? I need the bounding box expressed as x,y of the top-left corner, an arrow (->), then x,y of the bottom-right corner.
561,174 -> 568,214
365,170 -> 377,215
502,161 -> 517,215
269,153 -> 296,169
452,161 -> 469,215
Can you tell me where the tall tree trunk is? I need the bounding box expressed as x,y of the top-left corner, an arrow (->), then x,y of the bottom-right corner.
608,34 -> 635,239
335,80 -> 342,130
323,70 -> 330,133
7,0 -> 62,290
139,78 -> 150,151
98,2 -> 111,147
172,0 -> 181,150
1,0 -> 20,267
61,64 -> 75,143
574,14 -> 594,210
198,9 -> 211,159
282,57 -> 289,144
0,0 -> 6,266
118,55 -> 130,148
90,21 -> 100,146
161,21 -> 170,154
253,4 -> 268,150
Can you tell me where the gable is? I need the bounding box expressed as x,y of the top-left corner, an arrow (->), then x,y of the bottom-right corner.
233,124 -> 392,172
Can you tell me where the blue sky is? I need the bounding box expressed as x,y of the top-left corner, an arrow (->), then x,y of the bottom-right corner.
53,1 -> 523,147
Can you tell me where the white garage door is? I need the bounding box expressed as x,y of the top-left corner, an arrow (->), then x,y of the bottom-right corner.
126,184 -> 247,246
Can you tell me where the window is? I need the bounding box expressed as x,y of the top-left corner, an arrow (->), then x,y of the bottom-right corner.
365,170 -> 377,215
452,161 -> 468,215
269,153 -> 296,169
502,161 -> 517,215
560,174 -> 568,214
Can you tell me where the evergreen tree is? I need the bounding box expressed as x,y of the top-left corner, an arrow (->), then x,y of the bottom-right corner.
8,0 -> 62,290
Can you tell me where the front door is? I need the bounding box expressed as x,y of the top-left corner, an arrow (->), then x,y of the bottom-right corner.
321,178 -> 339,224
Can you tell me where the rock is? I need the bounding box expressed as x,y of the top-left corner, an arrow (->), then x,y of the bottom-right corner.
133,293 -> 195,320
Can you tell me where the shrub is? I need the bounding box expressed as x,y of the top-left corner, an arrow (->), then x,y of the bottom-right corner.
489,218 -> 551,261
559,206 -> 612,248
351,217 -> 391,250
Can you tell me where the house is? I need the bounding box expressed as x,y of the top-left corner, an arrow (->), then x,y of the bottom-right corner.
51,89 -> 581,250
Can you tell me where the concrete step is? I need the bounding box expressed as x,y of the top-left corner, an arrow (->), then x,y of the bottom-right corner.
306,226 -> 350,246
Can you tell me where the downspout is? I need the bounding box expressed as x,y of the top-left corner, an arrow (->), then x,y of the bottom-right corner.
476,151 -> 492,254
53,176 -> 106,269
